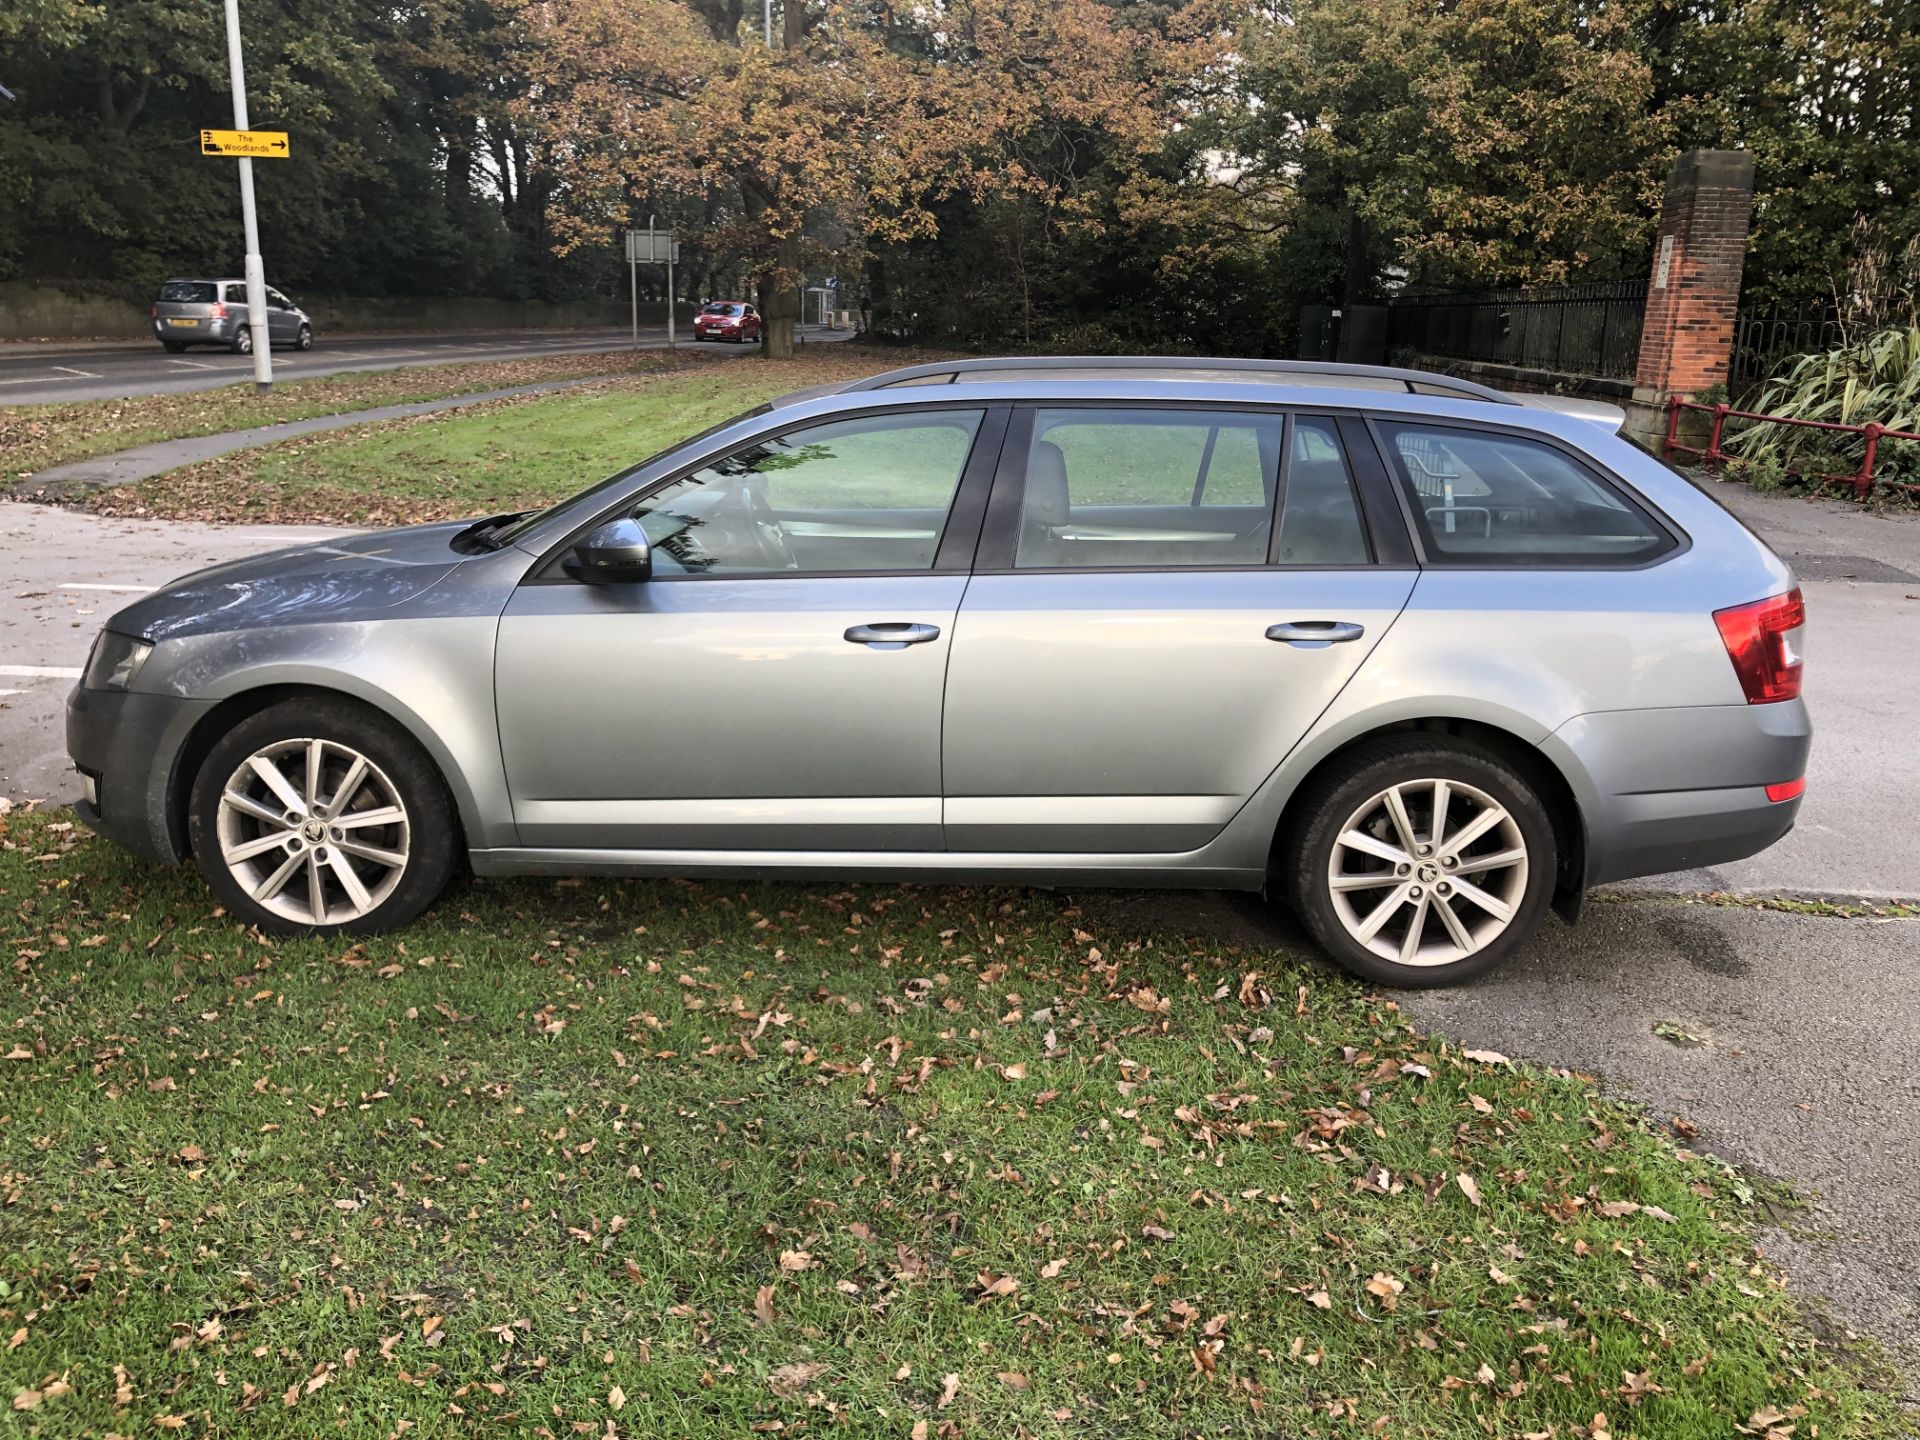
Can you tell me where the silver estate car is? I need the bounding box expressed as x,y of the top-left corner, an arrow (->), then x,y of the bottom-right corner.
153,278 -> 314,354
68,358 -> 1810,986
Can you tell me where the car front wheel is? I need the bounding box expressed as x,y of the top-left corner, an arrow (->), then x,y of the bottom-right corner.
1281,737 -> 1556,988
188,698 -> 457,936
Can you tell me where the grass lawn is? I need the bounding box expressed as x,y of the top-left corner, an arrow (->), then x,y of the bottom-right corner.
0,810 -> 1898,1437
88,349 -> 928,527
1,349 -> 691,489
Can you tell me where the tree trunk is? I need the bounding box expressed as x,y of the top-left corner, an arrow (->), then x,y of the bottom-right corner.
762,233 -> 801,357
753,0 -> 810,356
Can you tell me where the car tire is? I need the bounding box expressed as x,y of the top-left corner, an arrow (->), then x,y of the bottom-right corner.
162,340 -> 188,354
188,697 -> 458,937
230,326 -> 253,355
296,324 -> 313,351
1280,736 -> 1557,988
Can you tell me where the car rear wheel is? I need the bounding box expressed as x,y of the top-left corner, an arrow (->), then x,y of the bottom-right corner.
295,323 -> 313,351
230,326 -> 253,355
1281,737 -> 1556,988
188,698 -> 457,936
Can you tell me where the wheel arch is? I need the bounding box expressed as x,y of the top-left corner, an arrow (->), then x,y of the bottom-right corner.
165,681 -> 480,862
1269,714 -> 1588,922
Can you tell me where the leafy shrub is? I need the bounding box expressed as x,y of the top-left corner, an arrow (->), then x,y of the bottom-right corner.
1725,324 -> 1920,487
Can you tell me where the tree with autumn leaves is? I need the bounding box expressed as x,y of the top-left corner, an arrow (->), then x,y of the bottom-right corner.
524,0 -> 1193,355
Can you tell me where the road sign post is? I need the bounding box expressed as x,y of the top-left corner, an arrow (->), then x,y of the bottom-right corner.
625,224 -> 682,352
220,0 -> 272,393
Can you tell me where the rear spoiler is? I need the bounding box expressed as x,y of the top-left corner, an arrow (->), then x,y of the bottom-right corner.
1512,393 -> 1627,432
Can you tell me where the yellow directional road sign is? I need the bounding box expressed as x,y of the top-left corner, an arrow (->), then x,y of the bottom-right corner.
200,128 -> 290,158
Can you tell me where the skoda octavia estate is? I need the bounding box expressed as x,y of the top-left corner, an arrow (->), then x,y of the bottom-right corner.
68,357 -> 1810,986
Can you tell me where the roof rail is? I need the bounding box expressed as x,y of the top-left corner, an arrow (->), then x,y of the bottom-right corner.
839,355 -> 1522,405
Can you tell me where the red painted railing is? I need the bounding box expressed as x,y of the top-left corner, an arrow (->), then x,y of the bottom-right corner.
1665,397 -> 1920,499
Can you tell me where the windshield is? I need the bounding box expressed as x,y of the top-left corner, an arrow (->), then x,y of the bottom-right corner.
488,403 -> 776,548
702,303 -> 742,316
159,281 -> 217,303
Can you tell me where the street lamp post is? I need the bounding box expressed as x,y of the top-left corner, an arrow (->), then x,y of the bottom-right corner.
222,0 -> 273,392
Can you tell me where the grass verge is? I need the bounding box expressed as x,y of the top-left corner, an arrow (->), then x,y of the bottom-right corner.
0,810 -> 1899,1437
2,349 -> 694,488
84,348 -> 920,527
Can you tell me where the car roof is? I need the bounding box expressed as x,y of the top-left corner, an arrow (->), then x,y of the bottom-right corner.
771,357 -> 1626,435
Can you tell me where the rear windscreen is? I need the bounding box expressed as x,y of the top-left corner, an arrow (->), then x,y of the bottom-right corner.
158,281 -> 217,303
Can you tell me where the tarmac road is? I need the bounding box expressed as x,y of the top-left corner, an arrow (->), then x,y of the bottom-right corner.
0,325 -> 757,405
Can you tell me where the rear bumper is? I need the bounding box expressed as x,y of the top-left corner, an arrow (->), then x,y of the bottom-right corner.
1544,700 -> 1811,887
153,318 -> 234,344
66,683 -> 214,866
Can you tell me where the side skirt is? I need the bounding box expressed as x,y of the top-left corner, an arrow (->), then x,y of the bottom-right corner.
467,846 -> 1266,891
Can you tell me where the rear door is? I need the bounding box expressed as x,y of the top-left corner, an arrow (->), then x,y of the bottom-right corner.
941,406 -> 1416,854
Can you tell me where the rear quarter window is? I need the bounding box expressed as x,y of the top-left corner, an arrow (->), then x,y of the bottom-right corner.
1376,421 -> 1675,566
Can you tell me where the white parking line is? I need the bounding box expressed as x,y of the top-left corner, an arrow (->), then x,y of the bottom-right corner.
0,689 -> 22,699
60,583 -> 151,593
164,358 -> 218,370
52,365 -> 102,379
0,665 -> 83,679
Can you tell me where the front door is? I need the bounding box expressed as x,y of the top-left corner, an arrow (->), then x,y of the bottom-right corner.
496,404 -> 1003,851
942,407 -> 1415,853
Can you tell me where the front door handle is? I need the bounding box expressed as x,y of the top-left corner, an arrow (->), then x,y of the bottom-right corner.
1266,620 -> 1365,647
845,621 -> 942,649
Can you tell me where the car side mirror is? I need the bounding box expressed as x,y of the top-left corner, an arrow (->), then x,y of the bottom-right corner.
565,517 -> 652,584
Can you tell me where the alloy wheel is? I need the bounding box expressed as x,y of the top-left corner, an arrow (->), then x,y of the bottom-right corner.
1325,777 -> 1529,967
214,737 -> 410,925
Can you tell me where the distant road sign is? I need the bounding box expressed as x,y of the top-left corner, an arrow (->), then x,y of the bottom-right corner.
201,128 -> 289,158
625,230 -> 679,264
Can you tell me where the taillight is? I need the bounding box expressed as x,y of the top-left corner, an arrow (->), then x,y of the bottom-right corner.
211,301 -> 228,319
1713,587 -> 1804,704
1766,777 -> 1806,803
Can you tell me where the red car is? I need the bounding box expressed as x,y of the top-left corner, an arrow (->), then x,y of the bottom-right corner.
694,301 -> 762,343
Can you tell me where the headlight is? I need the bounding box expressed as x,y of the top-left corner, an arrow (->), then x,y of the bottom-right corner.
83,631 -> 154,692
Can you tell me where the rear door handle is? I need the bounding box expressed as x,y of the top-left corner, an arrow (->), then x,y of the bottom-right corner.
845,622 -> 942,649
1266,620 -> 1365,647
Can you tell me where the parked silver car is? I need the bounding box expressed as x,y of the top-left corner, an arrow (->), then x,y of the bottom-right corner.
68,358 -> 1810,985
152,278 -> 314,354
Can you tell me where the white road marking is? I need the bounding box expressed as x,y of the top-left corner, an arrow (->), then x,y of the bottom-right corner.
60,583 -> 151,593
52,365 -> 102,378
164,358 -> 218,370
0,665 -> 83,679
0,689 -> 22,698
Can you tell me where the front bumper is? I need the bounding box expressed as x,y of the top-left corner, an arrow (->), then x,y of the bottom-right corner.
66,683 -> 216,866
1544,699 -> 1812,887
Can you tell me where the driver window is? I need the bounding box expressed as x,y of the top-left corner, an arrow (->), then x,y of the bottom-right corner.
628,408 -> 984,576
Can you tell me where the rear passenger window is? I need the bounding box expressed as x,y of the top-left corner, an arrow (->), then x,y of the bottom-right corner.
1276,417 -> 1370,565
1015,409 -> 1279,568
1379,422 -> 1672,565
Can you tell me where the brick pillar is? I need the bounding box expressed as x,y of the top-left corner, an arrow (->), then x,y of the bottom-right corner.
1625,149 -> 1755,441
